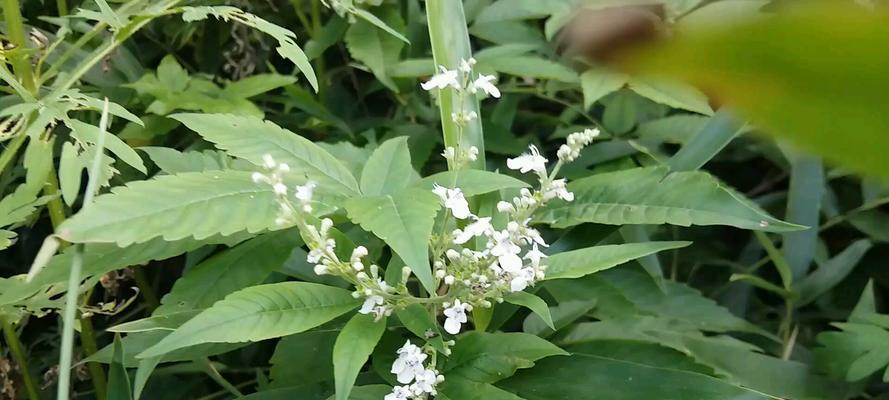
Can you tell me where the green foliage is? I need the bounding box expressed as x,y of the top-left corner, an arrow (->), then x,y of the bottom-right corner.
2,1 -> 887,399
537,167 -> 803,232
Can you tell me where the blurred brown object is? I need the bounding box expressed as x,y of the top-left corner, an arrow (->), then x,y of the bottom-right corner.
559,3 -> 671,63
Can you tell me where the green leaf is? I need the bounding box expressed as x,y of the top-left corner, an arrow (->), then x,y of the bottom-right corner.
522,300 -> 597,338
628,76 -> 714,115
580,68 -> 628,109
443,332 -> 567,383
667,109 -> 744,172
754,231 -> 793,290
441,377 -> 527,400
270,330 -> 336,388
334,314 -> 386,400
109,311 -> 202,333
139,282 -> 359,358
396,304 -> 448,353
544,242 -> 691,280
172,113 -> 359,196
352,8 -> 410,44
499,354 -> 772,400
56,170 -> 280,246
0,230 -> 15,251
780,150 -> 825,279
152,231 -> 298,315
360,137 -> 415,195
414,170 -> 529,196
481,56 -> 578,83
181,6 -> 318,91
536,167 -> 803,232
132,356 -> 160,400
344,189 -> 439,292
69,119 -> 147,174
223,74 -> 296,98
796,240 -> 873,307
139,147 -> 239,174
504,292 -> 553,330
107,334 -> 133,400
630,4 -> 889,179
344,7 -> 405,91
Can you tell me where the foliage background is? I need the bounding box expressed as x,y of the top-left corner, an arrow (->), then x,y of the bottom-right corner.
1,0 -> 888,399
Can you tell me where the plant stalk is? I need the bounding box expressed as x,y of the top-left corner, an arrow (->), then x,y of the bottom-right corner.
2,317 -> 41,400
2,0 -> 36,93
425,0 -> 485,169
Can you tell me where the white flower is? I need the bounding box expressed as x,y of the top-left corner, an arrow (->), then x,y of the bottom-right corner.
410,368 -> 440,395
262,154 -> 277,169
385,386 -> 412,400
432,184 -> 472,219
459,57 -> 476,73
498,253 -> 524,273
441,146 -> 456,160
525,244 -> 547,267
507,145 -> 548,176
496,201 -> 515,213
543,178 -> 574,202
452,217 -> 493,244
471,74 -> 501,98
273,183 -> 287,195
490,230 -> 521,259
510,267 -> 537,292
313,264 -> 329,275
359,295 -> 384,315
295,181 -> 315,202
467,146 -> 479,161
443,299 -> 471,334
421,66 -> 460,91
392,341 -> 428,384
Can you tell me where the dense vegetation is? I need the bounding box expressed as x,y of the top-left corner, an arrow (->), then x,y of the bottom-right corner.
1,1 -> 888,399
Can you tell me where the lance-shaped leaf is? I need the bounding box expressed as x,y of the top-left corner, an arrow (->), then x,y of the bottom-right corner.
139,282 -> 359,358
56,170 -> 279,246
544,241 -> 691,280
360,137 -> 416,195
333,314 -> 386,400
172,113 -> 359,196
443,332 -> 567,383
536,167 -> 803,232
344,188 -> 439,291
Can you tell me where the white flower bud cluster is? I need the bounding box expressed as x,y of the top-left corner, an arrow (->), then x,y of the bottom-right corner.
421,57 -> 500,131
302,217 -> 394,321
441,146 -> 479,169
251,154 -> 317,225
557,128 -> 600,162
387,341 -> 444,400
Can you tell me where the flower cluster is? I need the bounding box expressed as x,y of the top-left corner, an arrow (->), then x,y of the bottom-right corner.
427,135 -> 598,334
557,128 -> 600,162
386,341 -> 444,400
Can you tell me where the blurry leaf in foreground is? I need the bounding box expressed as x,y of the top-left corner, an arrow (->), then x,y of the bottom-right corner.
625,5 -> 889,179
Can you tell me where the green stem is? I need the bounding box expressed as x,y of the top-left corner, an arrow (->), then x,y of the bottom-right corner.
79,316 -> 107,400
134,268 -> 160,312
0,135 -> 27,178
425,0 -> 485,169
201,358 -> 243,398
57,0 -> 68,15
2,317 -> 41,400
2,0 -> 36,93
44,164 -> 68,239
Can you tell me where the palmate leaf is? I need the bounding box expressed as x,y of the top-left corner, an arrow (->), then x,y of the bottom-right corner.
180,6 -> 318,91
56,170 -> 280,246
344,188 -> 439,291
172,113 -> 359,196
344,7 -> 406,91
536,167 -> 803,232
139,282 -> 359,358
